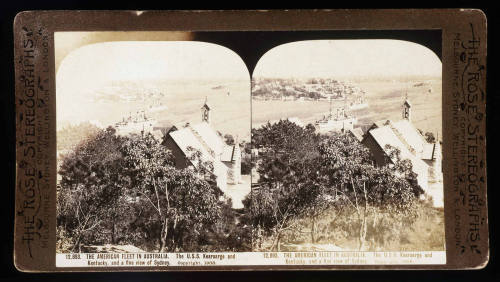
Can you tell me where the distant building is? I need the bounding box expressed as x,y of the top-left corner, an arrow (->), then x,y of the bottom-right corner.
361,99 -> 443,207
162,99 -> 242,193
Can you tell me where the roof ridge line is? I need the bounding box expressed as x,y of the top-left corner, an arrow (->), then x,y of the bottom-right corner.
187,125 -> 216,159
388,123 -> 417,156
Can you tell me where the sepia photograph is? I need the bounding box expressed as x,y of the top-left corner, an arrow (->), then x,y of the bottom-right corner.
55,34 -> 445,256
250,40 -> 445,252
12,9 -> 489,272
55,32 -> 252,254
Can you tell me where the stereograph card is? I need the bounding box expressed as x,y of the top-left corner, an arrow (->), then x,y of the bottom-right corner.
13,9 -> 488,271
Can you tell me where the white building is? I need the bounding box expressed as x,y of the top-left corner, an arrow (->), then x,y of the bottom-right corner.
162,99 -> 243,196
361,99 -> 443,207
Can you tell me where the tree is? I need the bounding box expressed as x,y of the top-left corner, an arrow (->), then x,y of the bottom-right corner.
57,127 -> 126,252
58,127 -> 246,252
250,156 -> 323,251
224,134 -> 235,145
120,134 -> 224,252
417,130 -> 437,144
249,125 -> 425,251
250,120 -> 324,250
424,132 -> 436,143
317,134 -> 423,250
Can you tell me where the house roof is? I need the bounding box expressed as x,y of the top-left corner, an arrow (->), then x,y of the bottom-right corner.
151,129 -> 164,141
201,97 -> 211,110
191,122 -> 226,156
349,128 -> 364,142
169,127 -> 214,165
367,117 -> 440,170
391,120 -> 426,155
369,119 -> 390,131
369,126 -> 414,163
367,124 -> 431,191
168,121 -> 242,163
201,103 -> 211,110
168,125 -> 228,176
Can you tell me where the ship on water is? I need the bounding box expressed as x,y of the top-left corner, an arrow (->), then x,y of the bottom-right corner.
114,110 -> 160,138
315,97 -> 357,133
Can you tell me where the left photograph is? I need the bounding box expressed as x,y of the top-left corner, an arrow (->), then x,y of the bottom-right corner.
55,33 -> 252,253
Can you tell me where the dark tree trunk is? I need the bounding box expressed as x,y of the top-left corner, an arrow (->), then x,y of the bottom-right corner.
359,214 -> 367,251
160,218 -> 168,252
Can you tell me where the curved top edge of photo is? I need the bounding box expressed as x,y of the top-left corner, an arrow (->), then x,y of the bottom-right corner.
252,39 -> 442,80
55,36 -> 251,141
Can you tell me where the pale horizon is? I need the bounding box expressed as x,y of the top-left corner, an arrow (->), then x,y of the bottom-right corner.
253,40 -> 442,79
56,40 -> 251,139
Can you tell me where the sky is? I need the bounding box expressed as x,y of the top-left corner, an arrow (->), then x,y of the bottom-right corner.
54,31 -> 194,73
56,40 -> 249,84
253,39 -> 442,78
56,40 -> 250,129
56,37 -> 441,134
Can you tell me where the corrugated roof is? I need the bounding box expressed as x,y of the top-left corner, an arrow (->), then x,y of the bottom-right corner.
370,126 -> 413,162
349,128 -> 364,142
151,130 -> 164,141
169,128 -> 213,165
191,122 -> 226,156
368,126 -> 429,190
168,127 -> 228,177
368,119 -> 390,132
392,120 -> 426,156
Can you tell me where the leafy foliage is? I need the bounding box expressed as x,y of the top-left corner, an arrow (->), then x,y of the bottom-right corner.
57,129 -> 247,252
249,121 -> 427,251
224,134 -> 235,145
57,127 -> 128,252
250,120 -> 325,250
424,132 -> 436,143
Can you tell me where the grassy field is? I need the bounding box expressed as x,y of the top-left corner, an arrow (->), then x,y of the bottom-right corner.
252,78 -> 442,139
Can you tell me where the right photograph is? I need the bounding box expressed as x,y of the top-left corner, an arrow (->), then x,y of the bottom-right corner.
250,39 -> 444,252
